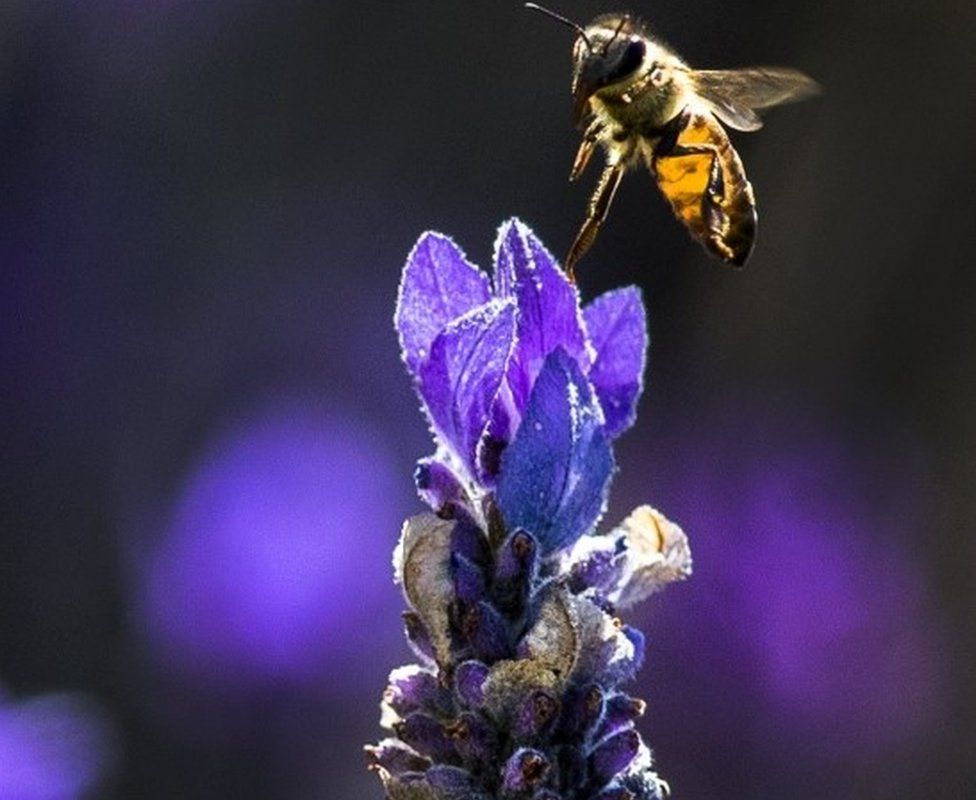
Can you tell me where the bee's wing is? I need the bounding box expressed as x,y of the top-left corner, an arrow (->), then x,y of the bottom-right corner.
691,67 -> 820,132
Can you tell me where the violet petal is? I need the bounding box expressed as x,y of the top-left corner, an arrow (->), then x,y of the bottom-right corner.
583,286 -> 648,438
452,553 -> 487,604
595,692 -> 646,742
512,689 -> 560,743
589,729 -> 640,787
461,601 -> 511,663
384,666 -> 444,718
414,457 -> 468,514
447,712 -> 498,766
496,349 -> 614,554
393,713 -> 457,763
501,748 -> 551,793
425,764 -> 477,796
365,738 -> 432,776
418,299 -> 517,475
492,529 -> 538,614
493,219 -> 591,414
453,661 -> 490,709
396,231 -> 492,378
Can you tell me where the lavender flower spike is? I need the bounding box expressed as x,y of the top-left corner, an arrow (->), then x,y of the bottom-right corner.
371,219 -> 689,799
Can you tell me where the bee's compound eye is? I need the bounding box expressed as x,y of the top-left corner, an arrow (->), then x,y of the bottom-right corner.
618,39 -> 646,76
599,37 -> 646,86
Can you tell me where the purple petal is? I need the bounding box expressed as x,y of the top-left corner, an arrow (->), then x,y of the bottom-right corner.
452,553 -> 487,604
418,300 -> 517,474
384,666 -> 443,717
449,514 -> 492,568
460,601 -> 511,663
396,231 -> 492,378
365,739 -> 431,776
425,764 -> 476,793
566,535 -> 624,597
393,713 -> 456,763
589,729 -> 640,787
492,530 -> 538,613
414,457 -> 467,513
448,711 -> 498,765
453,661 -> 489,708
496,349 -> 614,554
512,689 -> 560,742
493,219 -> 591,414
595,692 -> 646,742
501,748 -> 551,793
583,286 -> 648,437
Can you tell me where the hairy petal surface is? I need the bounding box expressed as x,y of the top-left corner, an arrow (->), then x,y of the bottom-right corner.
493,219 -> 591,414
396,231 -> 492,377
583,286 -> 648,438
418,300 -> 517,475
496,349 -> 613,554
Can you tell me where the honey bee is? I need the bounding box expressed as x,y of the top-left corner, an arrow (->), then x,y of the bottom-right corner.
526,3 -> 819,278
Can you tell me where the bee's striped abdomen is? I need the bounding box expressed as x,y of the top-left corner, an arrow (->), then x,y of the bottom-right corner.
651,110 -> 757,266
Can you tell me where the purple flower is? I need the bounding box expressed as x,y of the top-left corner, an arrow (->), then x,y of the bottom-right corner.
395,218 -> 648,554
371,220 -> 689,800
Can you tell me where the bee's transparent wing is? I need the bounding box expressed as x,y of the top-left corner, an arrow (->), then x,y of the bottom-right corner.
692,67 -> 820,132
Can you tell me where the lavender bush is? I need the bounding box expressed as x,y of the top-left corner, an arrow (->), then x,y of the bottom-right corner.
367,219 -> 691,800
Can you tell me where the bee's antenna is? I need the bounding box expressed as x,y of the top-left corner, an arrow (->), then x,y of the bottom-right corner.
602,15 -> 630,55
524,3 -> 593,53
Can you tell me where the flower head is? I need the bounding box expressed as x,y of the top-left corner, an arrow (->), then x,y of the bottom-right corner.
396,218 -> 648,554
371,219 -> 690,799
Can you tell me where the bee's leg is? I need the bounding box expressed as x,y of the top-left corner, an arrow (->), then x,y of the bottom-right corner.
570,118 -> 605,182
571,139 -> 597,183
564,161 -> 625,281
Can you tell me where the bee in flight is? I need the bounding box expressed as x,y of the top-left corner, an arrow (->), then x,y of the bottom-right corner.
525,3 -> 819,278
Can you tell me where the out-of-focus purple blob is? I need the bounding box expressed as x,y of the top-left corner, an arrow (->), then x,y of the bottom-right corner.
646,422 -> 948,766
0,689 -> 114,800
139,400 -> 404,687
734,460 -> 947,750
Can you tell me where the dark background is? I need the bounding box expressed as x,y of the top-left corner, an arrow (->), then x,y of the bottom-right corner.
2,1 -> 974,798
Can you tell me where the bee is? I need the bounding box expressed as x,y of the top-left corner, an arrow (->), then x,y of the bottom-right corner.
525,3 -> 820,278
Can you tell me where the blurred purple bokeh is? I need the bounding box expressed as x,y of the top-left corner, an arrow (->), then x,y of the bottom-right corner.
0,689 -> 114,800
136,397 -> 407,689
619,407 -> 949,796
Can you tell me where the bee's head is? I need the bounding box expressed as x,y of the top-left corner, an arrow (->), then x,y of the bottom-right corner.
524,6 -> 652,125
571,15 -> 648,120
